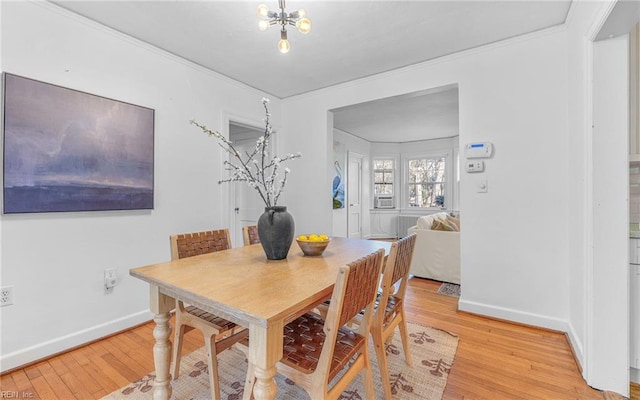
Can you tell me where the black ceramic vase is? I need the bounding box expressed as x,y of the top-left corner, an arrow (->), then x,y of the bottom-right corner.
257,206 -> 295,260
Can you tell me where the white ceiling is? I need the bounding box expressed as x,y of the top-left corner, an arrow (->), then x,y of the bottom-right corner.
52,0 -> 572,142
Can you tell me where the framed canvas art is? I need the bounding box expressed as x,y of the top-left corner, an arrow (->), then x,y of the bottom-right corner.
2,73 -> 155,213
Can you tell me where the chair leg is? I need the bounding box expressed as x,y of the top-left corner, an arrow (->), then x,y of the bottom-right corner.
205,335 -> 221,400
242,360 -> 255,400
372,326 -> 393,400
171,322 -> 185,379
360,350 -> 376,400
397,310 -> 412,366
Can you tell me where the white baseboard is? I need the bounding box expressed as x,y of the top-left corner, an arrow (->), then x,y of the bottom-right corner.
458,298 -> 573,335
0,310 -> 153,373
631,367 -> 640,384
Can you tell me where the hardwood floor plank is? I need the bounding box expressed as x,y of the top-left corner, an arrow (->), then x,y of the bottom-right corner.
1,373 -> 19,394
9,369 -> 38,397
36,361 -> 76,400
28,374 -> 58,400
59,352 -> 103,395
2,277 -> 628,399
81,358 -> 122,395
58,371 -> 94,400
631,382 -> 639,399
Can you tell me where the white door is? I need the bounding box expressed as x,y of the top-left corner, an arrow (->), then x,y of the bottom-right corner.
229,135 -> 262,247
348,152 -> 363,238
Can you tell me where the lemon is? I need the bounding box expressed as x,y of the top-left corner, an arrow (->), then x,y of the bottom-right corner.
309,234 -> 319,242
319,234 -> 328,241
297,235 -> 308,241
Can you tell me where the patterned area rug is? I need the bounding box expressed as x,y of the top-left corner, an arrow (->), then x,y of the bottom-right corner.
437,283 -> 461,298
103,322 -> 458,400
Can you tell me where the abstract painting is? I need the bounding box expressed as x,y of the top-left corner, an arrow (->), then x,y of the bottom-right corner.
3,73 -> 154,214
332,142 -> 345,209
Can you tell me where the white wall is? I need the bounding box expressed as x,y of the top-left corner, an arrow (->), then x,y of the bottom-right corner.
0,2 -> 278,371
283,26 -> 572,331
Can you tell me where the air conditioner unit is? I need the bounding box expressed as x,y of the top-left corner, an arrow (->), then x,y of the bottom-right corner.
375,195 -> 394,209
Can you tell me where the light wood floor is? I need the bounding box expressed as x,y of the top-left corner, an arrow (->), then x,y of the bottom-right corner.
1,277 -> 637,399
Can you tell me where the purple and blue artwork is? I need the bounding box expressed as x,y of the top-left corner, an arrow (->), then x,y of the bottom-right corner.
3,74 -> 154,214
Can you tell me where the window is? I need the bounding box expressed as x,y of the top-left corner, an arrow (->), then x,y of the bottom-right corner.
373,159 -> 394,195
408,156 -> 446,208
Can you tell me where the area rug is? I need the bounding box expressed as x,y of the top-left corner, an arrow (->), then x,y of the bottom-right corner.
102,322 -> 458,400
437,282 -> 460,298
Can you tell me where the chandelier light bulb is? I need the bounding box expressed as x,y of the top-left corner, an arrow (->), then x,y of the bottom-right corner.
278,29 -> 290,53
278,39 -> 290,53
297,8 -> 306,18
257,4 -> 269,18
258,20 -> 270,31
296,17 -> 311,34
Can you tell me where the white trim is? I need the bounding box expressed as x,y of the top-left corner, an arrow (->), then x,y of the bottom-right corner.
0,311 -> 152,373
583,32 -> 596,386
581,0 -> 623,386
458,299 -> 571,333
632,367 -> 640,384
566,319 -> 586,370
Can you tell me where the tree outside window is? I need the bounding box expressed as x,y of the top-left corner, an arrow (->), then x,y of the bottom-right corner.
373,159 -> 394,195
408,157 -> 446,208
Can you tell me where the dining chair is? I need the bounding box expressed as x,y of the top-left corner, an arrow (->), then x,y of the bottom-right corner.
241,248 -> 385,400
242,225 -> 260,246
312,234 -> 417,399
370,233 -> 417,400
169,228 -> 248,400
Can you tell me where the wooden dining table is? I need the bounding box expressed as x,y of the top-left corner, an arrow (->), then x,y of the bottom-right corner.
129,236 -> 391,400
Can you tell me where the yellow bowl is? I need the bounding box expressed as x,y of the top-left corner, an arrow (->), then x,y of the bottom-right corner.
296,237 -> 330,256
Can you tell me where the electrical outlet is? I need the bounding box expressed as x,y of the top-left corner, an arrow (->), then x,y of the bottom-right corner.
1,286 -> 14,307
104,269 -> 118,294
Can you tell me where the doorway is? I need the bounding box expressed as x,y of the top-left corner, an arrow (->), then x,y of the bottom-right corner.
228,122 -> 263,247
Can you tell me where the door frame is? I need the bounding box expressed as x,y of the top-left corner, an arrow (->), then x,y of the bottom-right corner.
221,111 -> 268,246
583,1 -> 635,394
347,151 -> 364,238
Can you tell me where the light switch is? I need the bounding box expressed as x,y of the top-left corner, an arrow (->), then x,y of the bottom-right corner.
477,180 -> 488,193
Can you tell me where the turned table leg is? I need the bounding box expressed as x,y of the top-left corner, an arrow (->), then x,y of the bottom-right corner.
150,287 -> 174,400
249,321 -> 283,400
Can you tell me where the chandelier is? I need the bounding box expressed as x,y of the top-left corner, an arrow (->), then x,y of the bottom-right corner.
257,1 -> 311,54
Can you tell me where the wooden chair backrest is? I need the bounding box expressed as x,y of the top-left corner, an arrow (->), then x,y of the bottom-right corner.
376,233 -> 417,325
170,229 -> 232,260
242,225 -> 260,246
316,248 -> 385,379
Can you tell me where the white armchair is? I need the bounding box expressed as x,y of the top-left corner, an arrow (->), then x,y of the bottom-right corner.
408,212 -> 460,284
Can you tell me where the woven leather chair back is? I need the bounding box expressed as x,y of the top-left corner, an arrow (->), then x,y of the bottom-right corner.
170,229 -> 232,260
339,248 -> 386,327
242,225 -> 260,246
389,233 -> 417,286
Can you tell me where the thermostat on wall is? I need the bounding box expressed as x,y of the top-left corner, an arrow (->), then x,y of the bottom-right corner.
464,142 -> 493,159
465,160 -> 484,173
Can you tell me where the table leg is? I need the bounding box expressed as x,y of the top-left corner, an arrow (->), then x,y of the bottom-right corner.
152,312 -> 172,400
149,286 -> 174,400
249,321 -> 283,400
